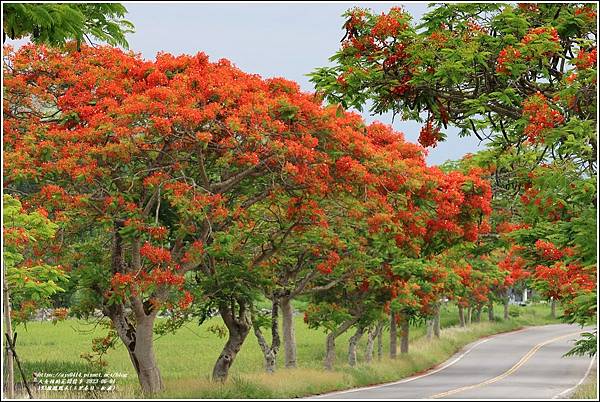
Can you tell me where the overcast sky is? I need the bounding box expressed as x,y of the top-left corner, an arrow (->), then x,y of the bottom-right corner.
7,2 -> 483,165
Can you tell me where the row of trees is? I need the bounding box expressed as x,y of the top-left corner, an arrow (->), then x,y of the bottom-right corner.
310,1 -> 597,356
3,42 -> 493,393
3,1 -> 596,396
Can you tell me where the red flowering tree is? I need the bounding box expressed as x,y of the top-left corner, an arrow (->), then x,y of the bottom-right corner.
304,260 -> 392,370
312,3 -> 596,355
497,245 -> 531,318
2,44 -> 397,389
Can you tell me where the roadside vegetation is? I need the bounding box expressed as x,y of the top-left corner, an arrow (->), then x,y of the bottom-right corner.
3,2 -> 596,398
569,367 -> 598,400
17,302 -> 561,398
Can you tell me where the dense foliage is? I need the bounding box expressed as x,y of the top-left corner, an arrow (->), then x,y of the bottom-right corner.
2,2 -> 596,395
3,3 -> 134,49
311,2 -> 597,356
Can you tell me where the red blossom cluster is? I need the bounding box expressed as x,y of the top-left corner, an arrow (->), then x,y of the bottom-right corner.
181,240 -> 205,265
573,47 -> 597,70
534,262 -> 595,300
534,239 -> 564,261
316,251 -> 341,275
178,291 -> 194,310
517,3 -> 539,13
141,269 -> 185,287
496,221 -> 531,234
522,27 -> 559,45
370,7 -> 408,39
496,46 -> 521,74
498,246 -> 530,287
574,6 -> 597,21
521,92 -> 564,143
140,242 -> 172,265
418,119 -> 442,148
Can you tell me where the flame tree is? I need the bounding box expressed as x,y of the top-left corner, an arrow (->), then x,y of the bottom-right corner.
311,3 -> 597,355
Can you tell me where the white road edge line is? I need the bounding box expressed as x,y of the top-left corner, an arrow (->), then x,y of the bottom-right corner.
553,354 -> 597,399
302,337 -> 493,399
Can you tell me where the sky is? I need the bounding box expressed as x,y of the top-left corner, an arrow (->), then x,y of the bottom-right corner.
6,2 -> 483,165
122,1 -> 483,165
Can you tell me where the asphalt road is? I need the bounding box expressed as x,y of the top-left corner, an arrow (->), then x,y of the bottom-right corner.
310,324 -> 596,399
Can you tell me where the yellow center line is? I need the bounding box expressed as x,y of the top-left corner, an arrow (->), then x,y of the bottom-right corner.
429,332 -> 579,399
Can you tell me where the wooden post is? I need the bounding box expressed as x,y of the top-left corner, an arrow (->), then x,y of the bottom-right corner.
3,269 -> 15,399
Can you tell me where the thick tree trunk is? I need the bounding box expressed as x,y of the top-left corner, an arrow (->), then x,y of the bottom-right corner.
280,297 -> 297,368
348,326 -> 365,367
551,298 -> 557,318
109,308 -> 163,394
400,316 -> 409,354
458,305 -> 465,327
389,311 -> 398,359
212,302 -> 252,382
132,319 -> 163,394
3,271 -> 15,399
252,299 -> 280,373
488,300 -> 494,321
107,227 -> 163,394
377,323 -> 383,361
466,307 -> 472,325
433,304 -> 441,338
324,318 -> 357,370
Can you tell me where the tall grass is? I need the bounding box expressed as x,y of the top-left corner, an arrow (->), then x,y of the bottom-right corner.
569,368 -> 597,400
10,302 -> 560,398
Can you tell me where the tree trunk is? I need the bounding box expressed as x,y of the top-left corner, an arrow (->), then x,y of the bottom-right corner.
426,319 -> 434,340
474,305 -> 481,323
458,305 -> 465,327
551,298 -> 556,318
252,299 -> 280,373
503,293 -> 510,320
400,316 -> 409,354
389,311 -> 398,359
348,326 -> 365,367
109,307 -> 163,394
365,323 -> 382,363
212,302 -> 252,382
280,297 -> 297,368
132,319 -> 163,394
466,307 -> 472,325
433,304 -> 441,338
377,323 -> 383,361
324,318 -> 357,370
488,300 -> 494,321
3,271 -> 15,399
105,223 -> 163,394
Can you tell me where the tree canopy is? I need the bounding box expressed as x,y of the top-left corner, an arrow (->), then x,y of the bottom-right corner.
3,3 -> 134,49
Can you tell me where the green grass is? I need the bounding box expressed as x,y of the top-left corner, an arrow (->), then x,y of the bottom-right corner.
10,302 -> 561,398
570,367 -> 598,399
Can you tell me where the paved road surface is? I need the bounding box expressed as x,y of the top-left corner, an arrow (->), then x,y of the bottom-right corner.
310,324 -> 596,399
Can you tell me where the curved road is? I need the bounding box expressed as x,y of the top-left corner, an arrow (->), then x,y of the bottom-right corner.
310,324 -> 596,399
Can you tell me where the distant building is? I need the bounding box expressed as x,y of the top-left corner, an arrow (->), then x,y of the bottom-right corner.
508,288 -> 533,305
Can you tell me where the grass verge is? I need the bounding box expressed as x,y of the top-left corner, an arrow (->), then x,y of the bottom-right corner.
569,367 -> 598,400
12,302 -> 560,398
